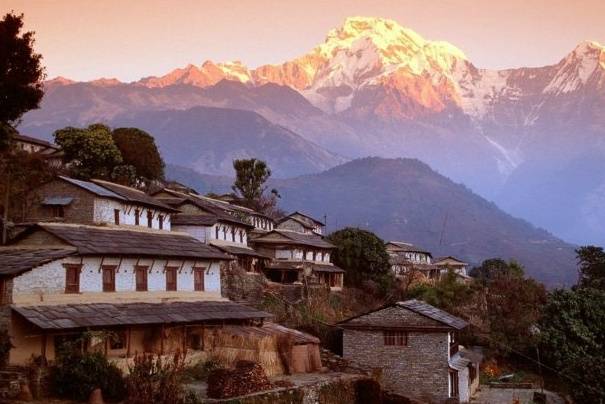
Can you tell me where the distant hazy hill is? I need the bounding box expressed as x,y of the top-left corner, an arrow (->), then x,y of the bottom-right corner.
167,158 -> 577,287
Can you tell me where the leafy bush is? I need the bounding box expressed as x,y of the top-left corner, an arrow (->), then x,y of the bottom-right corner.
184,358 -> 221,382
126,351 -> 189,404
51,349 -> 126,402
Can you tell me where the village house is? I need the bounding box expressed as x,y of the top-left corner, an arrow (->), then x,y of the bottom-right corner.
251,229 -> 344,291
0,222 -> 322,375
339,299 -> 481,403
434,256 -> 470,278
276,211 -> 325,235
11,134 -> 63,166
26,176 -> 177,230
153,189 -> 268,273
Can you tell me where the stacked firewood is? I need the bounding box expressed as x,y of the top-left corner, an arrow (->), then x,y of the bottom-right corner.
207,360 -> 273,399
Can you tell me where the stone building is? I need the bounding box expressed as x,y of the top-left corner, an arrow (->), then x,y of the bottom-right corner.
11,134 -> 63,167
276,211 -> 325,235
27,176 -> 176,230
339,299 -> 481,403
251,230 -> 344,290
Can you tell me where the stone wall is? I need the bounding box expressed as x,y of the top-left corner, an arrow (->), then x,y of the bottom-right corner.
0,279 -> 13,330
343,328 -> 450,403
27,180 -> 95,224
221,261 -> 266,303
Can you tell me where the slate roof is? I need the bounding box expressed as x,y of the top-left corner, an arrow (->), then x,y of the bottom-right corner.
92,179 -> 177,212
42,197 -> 74,206
386,241 -> 432,256
253,230 -> 334,249
277,216 -> 315,230
398,299 -> 468,330
171,214 -> 218,226
23,223 -> 232,260
60,176 -> 124,200
13,134 -> 58,149
434,256 -> 468,265
223,322 -> 320,345
0,248 -> 77,276
265,261 -> 345,273
279,211 -> 324,226
210,243 -> 269,258
13,301 -> 272,330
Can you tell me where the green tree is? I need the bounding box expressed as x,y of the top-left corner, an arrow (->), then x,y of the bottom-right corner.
576,245 -> 605,290
469,258 -> 524,284
539,288 -> 605,403
328,227 -> 392,290
408,271 -> 477,317
231,158 -> 280,215
54,124 -> 123,180
0,12 -> 45,146
112,127 -> 164,186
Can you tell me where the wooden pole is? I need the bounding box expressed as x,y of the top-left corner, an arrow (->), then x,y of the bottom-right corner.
126,327 -> 131,357
2,171 -> 10,245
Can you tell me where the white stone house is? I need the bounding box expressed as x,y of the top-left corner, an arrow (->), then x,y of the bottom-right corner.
339,299 -> 481,403
251,230 -> 344,290
28,176 -> 177,231
0,222 -> 282,365
276,212 -> 325,235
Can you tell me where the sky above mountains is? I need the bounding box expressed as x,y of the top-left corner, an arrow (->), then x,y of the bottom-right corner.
7,0 -> 605,81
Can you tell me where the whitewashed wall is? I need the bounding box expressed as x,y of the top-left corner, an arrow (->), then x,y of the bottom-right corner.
13,256 -> 221,297
209,222 -> 248,245
93,198 -> 172,230
273,248 -> 330,262
172,225 -> 211,243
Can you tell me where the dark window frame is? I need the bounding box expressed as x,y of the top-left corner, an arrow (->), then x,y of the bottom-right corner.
64,264 -> 81,294
135,266 -> 148,291
147,210 -> 153,228
102,265 -> 117,292
193,267 -> 205,291
165,266 -> 178,291
134,209 -> 140,225
114,209 -> 120,225
383,330 -> 408,346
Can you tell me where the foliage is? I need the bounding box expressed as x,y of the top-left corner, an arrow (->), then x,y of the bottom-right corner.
407,270 -> 477,317
485,272 -> 547,354
231,158 -> 280,215
0,12 -> 45,146
469,258 -> 524,284
54,124 -> 123,180
328,227 -> 392,290
112,127 -> 165,185
184,358 -> 221,382
51,344 -> 126,402
576,245 -> 605,290
539,287 -> 605,403
0,328 -> 13,368
126,351 -> 189,404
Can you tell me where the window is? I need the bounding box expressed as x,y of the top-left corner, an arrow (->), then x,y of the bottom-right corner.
64,264 -> 81,293
114,209 -> 120,225
239,231 -> 244,243
135,266 -> 148,291
193,268 -> 205,291
383,331 -> 407,346
215,226 -> 219,239
134,209 -> 140,225
231,227 -> 235,242
158,215 -> 164,230
187,333 -> 203,350
449,370 -> 459,397
147,210 -> 153,228
102,266 -> 116,292
109,330 -> 127,350
312,251 -> 317,261
165,267 -> 177,291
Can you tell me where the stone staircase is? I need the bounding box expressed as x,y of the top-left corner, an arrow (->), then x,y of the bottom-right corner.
0,366 -> 28,400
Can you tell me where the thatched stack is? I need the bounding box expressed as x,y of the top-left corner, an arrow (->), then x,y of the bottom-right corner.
207,360 -> 273,399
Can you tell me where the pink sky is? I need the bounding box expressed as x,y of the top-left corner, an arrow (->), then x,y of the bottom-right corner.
5,0 -> 605,81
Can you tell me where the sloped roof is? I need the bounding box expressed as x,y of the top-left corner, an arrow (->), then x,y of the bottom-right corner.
210,243 -> 269,258
279,211 -> 324,226
277,216 -> 315,230
13,301 -> 272,330
19,223 -> 232,261
92,179 -> 176,212
398,299 -> 468,330
171,214 -> 218,226
386,241 -> 432,256
59,176 -> 124,200
13,134 -> 58,150
0,247 -> 77,276
265,261 -> 344,273
253,230 -> 334,249
434,256 -> 468,265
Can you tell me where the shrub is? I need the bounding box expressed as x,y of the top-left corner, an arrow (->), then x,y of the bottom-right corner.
184,358 -> 221,382
126,351 -> 188,404
51,349 -> 126,402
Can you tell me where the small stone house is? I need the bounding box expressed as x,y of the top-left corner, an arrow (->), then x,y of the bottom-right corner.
276,211 -> 324,235
27,176 -> 177,230
339,299 -> 481,403
434,256 -> 470,280
251,230 -> 344,290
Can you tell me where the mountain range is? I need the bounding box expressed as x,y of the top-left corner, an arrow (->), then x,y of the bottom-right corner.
19,16 -> 605,247
165,158 -> 578,287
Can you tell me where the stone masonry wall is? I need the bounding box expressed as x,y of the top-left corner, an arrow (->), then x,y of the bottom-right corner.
343,328 -> 450,403
27,180 -> 95,224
